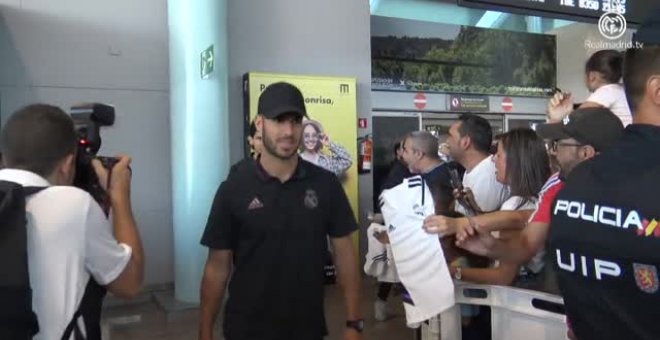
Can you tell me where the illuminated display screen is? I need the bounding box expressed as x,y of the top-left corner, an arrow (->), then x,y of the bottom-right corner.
457,0 -> 653,25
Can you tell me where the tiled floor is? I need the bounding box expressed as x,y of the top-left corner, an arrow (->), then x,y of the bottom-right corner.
102,279 -> 414,340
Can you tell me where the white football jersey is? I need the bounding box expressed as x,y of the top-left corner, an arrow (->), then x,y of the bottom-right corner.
380,176 -> 455,327
364,223 -> 399,283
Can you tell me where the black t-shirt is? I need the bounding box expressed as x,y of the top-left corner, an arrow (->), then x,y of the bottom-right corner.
548,125 -> 660,340
423,161 -> 464,214
201,158 -> 358,340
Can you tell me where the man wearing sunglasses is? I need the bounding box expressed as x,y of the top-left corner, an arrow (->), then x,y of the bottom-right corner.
541,107 -> 621,181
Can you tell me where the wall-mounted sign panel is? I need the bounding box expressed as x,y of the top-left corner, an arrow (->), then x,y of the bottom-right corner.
371,16 -> 556,97
457,0 -> 650,26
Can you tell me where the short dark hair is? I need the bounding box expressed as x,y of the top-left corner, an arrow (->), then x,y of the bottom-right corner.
499,128 -> 550,207
1,104 -> 77,177
585,49 -> 623,84
623,45 -> 660,113
458,114 -> 492,154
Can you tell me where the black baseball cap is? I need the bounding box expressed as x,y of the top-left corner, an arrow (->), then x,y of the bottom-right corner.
257,82 -> 308,119
536,107 -> 624,151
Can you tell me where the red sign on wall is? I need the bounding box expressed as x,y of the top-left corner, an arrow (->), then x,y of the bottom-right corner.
414,93 -> 427,110
502,97 -> 513,112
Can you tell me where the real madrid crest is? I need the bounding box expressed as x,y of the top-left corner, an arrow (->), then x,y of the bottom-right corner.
412,203 -> 424,216
304,189 -> 319,209
633,263 -> 659,294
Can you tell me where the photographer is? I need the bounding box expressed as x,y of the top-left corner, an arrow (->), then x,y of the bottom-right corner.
0,104 -> 144,339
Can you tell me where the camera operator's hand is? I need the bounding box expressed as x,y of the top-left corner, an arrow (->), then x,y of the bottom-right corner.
92,155 -> 132,202
93,155 -> 144,299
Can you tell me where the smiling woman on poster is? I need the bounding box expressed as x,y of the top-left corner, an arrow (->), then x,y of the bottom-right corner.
300,119 -> 352,176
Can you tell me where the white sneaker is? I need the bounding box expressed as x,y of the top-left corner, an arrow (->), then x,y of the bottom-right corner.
374,300 -> 388,321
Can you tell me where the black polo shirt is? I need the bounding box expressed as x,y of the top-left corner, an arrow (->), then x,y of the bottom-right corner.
201,157 -> 358,340
548,125 -> 660,340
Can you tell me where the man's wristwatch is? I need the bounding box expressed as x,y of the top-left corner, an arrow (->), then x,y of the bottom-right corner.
453,266 -> 462,280
346,319 -> 364,333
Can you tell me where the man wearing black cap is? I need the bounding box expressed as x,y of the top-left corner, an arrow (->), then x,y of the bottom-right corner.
199,82 -> 362,340
536,106 -> 624,176
546,13 -> 660,340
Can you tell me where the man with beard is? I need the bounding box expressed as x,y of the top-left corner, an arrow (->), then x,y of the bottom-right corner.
199,82 -> 362,340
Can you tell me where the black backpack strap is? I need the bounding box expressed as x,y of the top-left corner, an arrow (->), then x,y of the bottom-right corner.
0,182 -> 47,339
61,279 -> 106,340
22,186 -> 46,196
73,324 -> 85,340
61,305 -> 83,340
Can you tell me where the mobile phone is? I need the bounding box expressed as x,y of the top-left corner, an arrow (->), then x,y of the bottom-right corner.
449,168 -> 479,216
449,168 -> 463,191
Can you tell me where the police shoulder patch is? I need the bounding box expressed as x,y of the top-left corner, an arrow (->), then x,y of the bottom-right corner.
633,263 -> 659,294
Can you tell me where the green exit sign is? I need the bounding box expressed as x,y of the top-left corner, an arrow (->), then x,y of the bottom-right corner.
200,44 -> 214,79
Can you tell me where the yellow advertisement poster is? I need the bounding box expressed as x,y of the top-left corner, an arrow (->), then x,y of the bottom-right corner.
243,72 -> 359,248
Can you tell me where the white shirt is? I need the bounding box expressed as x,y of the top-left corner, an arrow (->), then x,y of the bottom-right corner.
586,83 -> 632,127
495,195 -> 538,238
0,169 -> 132,340
364,223 -> 399,283
456,156 -> 509,215
500,195 -> 545,274
380,176 -> 455,327
500,195 -> 537,212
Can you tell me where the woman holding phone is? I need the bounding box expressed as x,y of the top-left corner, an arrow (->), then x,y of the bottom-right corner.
425,128 -> 551,285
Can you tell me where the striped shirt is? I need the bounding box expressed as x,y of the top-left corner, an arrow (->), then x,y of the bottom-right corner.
530,172 -> 565,224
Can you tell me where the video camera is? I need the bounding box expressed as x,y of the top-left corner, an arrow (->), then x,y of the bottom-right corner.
70,103 -> 118,214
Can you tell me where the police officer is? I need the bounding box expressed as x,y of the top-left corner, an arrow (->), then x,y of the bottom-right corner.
548,14 -> 660,340
199,82 -> 363,340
